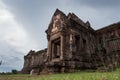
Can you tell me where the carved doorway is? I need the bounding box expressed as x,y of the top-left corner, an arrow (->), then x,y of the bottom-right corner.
52,38 -> 61,60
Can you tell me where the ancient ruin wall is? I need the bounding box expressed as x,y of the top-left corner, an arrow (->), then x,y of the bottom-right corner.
21,49 -> 47,74
21,9 -> 120,74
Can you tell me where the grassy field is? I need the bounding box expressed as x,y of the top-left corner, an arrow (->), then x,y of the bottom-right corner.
0,69 -> 120,80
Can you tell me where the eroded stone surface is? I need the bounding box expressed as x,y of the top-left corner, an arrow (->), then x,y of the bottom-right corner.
21,9 -> 120,74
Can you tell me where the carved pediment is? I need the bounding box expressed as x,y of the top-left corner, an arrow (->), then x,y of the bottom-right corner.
52,14 -> 64,33
51,26 -> 58,32
46,9 -> 67,34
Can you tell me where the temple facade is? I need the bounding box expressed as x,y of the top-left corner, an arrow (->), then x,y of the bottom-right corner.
21,9 -> 120,74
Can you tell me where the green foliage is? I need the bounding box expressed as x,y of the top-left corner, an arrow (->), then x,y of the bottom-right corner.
11,69 -> 18,74
0,69 -> 120,80
0,60 -> 2,66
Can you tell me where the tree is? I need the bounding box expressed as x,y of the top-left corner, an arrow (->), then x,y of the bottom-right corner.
12,69 -> 18,74
0,60 -> 2,66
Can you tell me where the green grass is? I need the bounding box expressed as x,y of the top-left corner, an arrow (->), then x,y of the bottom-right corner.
0,69 -> 120,80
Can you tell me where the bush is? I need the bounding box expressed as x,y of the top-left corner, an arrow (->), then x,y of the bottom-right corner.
12,69 -> 18,74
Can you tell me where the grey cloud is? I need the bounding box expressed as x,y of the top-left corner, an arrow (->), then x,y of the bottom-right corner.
3,0 -> 57,49
0,66 -> 13,72
1,0 -> 120,72
0,42 -> 24,72
74,0 -> 120,8
3,0 -> 64,50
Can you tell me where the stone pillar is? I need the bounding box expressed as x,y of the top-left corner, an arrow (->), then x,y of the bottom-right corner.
51,43 -> 54,60
72,35 -> 76,52
47,41 -> 52,62
70,34 -> 73,52
69,34 -> 74,59
60,35 -> 65,60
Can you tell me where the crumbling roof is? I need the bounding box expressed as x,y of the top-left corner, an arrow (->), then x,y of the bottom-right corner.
96,22 -> 120,33
67,13 -> 85,27
67,12 -> 94,31
25,48 -> 47,58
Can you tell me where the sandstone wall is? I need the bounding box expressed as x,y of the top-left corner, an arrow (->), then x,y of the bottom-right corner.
21,49 -> 47,74
96,22 -> 120,69
21,9 -> 120,74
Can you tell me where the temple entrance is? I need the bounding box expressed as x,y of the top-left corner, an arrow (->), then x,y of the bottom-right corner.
52,38 -> 61,59
75,35 -> 80,51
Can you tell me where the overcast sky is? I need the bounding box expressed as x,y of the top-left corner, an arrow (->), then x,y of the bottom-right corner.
0,0 -> 120,72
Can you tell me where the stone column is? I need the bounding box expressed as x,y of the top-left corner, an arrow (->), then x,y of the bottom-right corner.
69,34 -> 74,58
51,43 -> 54,60
47,40 -> 52,62
70,34 -> 73,52
60,35 -> 65,60
72,35 -> 76,52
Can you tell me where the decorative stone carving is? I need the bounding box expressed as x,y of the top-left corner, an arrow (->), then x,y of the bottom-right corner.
21,9 -> 120,74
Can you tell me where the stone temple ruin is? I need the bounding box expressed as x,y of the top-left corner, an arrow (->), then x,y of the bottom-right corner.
21,9 -> 120,74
